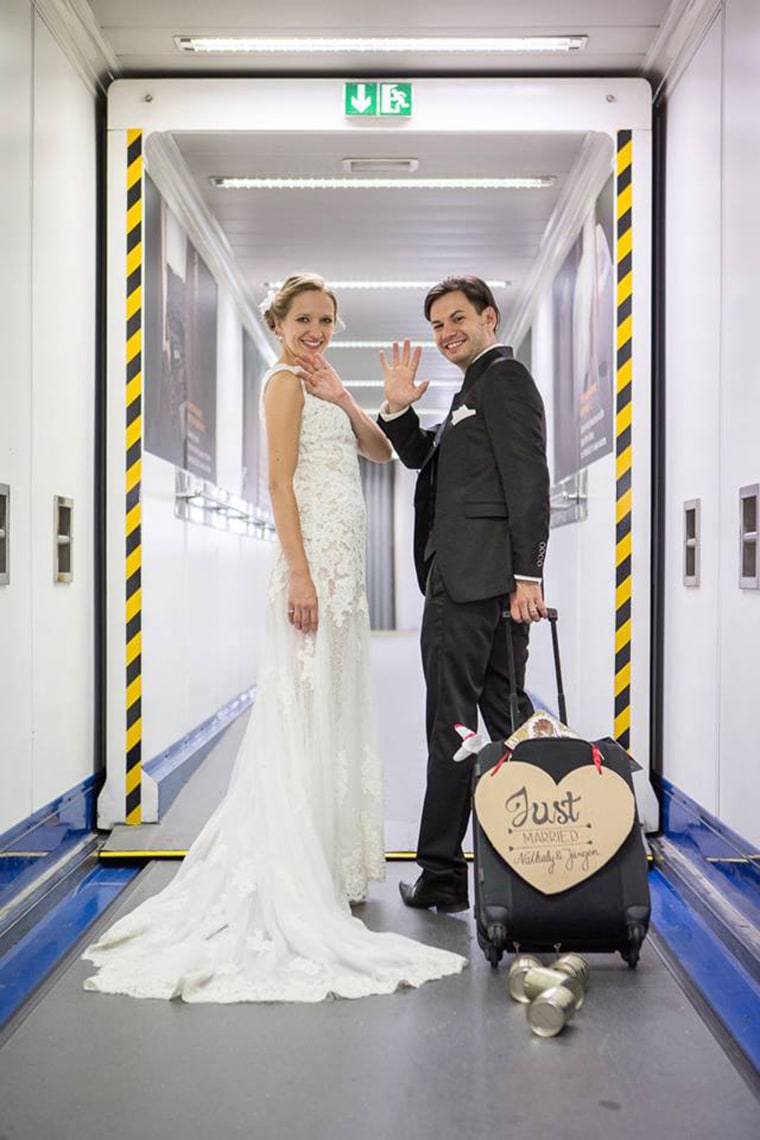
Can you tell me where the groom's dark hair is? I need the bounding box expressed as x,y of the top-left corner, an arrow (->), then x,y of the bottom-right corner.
423,276 -> 501,331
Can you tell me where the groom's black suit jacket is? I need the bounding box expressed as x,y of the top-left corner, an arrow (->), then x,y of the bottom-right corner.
380,346 -> 550,605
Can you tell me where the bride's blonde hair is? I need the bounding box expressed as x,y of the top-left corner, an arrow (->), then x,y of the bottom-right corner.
261,273 -> 339,332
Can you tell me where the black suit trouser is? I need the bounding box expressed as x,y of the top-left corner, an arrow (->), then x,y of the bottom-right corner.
417,559 -> 533,893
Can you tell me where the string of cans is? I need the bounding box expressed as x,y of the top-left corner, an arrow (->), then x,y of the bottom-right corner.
507,953 -> 590,1037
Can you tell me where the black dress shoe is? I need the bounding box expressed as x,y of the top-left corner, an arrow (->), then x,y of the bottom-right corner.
399,876 -> 469,914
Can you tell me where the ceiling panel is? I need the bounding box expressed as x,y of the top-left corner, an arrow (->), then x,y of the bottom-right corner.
160,123 -> 588,402
88,0 -> 671,74
89,0 -> 671,28
93,0 -> 670,414
168,127 -> 583,373
175,130 -> 586,171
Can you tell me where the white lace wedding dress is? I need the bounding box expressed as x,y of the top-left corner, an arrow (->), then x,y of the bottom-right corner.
82,366 -> 466,1002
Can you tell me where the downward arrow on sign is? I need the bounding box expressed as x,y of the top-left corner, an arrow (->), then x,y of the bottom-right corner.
350,83 -> 372,113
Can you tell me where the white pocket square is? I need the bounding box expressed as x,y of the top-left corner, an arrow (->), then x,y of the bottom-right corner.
451,404 -> 477,425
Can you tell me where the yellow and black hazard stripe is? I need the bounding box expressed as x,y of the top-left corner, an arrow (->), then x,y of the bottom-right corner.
615,130 -> 633,749
125,129 -> 143,824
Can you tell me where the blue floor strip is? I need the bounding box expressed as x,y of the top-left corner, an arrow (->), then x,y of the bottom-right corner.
650,868 -> 760,1072
0,865 -> 138,1031
0,776 -> 98,915
658,777 -> 760,931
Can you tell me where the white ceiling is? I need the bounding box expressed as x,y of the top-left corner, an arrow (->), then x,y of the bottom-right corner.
174,127 -> 585,397
86,0 -> 679,412
87,1 -> 673,76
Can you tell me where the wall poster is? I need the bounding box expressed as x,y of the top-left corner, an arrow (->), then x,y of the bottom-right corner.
144,174 -> 218,481
552,175 -> 615,492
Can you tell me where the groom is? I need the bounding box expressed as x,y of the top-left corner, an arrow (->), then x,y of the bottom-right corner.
379,276 -> 551,912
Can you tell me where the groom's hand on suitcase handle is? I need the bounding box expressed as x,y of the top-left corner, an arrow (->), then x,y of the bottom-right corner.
509,580 -> 549,624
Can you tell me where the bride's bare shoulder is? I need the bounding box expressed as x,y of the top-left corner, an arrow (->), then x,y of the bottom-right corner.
262,367 -> 304,408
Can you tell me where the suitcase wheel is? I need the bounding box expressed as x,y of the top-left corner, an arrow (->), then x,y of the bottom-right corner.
484,942 -> 503,969
621,923 -> 645,968
485,922 -> 507,968
477,921 -> 506,967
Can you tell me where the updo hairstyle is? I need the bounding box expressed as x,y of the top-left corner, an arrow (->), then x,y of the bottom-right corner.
261,273 -> 339,332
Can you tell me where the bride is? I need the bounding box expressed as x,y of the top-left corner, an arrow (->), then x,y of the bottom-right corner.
83,273 -> 466,1002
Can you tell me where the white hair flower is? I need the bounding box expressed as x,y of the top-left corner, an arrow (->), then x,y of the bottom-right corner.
257,286 -> 279,317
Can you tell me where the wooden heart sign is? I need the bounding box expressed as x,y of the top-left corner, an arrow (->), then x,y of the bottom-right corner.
474,760 -> 635,895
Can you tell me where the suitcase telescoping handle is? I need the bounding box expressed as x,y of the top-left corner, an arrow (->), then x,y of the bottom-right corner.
546,608 -> 568,726
502,605 -> 568,733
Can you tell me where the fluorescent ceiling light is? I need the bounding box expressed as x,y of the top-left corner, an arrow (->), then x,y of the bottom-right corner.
211,176 -> 554,191
266,280 -> 509,290
331,340 -> 435,348
176,35 -> 587,54
368,407 -> 451,417
345,379 -> 458,387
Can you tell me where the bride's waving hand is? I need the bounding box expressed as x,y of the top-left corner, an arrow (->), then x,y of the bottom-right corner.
296,351 -> 392,463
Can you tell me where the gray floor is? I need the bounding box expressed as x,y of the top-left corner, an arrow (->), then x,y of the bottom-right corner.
1,861 -> 758,1140
4,661 -> 758,1139
102,714 -> 249,855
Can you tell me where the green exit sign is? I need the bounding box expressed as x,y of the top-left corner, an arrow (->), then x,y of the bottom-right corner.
344,82 -> 413,117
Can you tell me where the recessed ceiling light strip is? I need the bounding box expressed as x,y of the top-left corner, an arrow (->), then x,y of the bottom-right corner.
266,281 -> 509,290
367,407 -> 451,417
211,176 -> 554,191
331,340 -> 435,348
344,380 -> 458,387
176,35 -> 587,54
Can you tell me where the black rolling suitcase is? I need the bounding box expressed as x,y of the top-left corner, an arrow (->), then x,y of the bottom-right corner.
472,609 -> 651,968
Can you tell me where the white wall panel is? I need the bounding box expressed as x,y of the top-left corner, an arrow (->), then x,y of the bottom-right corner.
218,532 -> 273,700
0,0 -> 34,834
238,536 -> 272,685
30,15 -> 97,808
526,288 -> 569,713
528,285 -> 617,741
577,453 -> 616,738
660,2 -> 760,845
141,454 -> 189,761
184,503 -> 223,726
0,4 -> 98,831
216,534 -> 245,701
141,384 -> 274,766
141,505 -> 273,762
215,290 -> 243,494
141,460 -> 273,761
213,292 -> 248,703
718,0 -> 760,845
628,134 -> 654,762
661,17 -> 723,811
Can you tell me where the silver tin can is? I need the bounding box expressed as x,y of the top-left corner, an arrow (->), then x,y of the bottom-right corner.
526,985 -> 577,1037
522,966 -> 584,1010
507,954 -> 544,1003
550,953 -> 590,990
